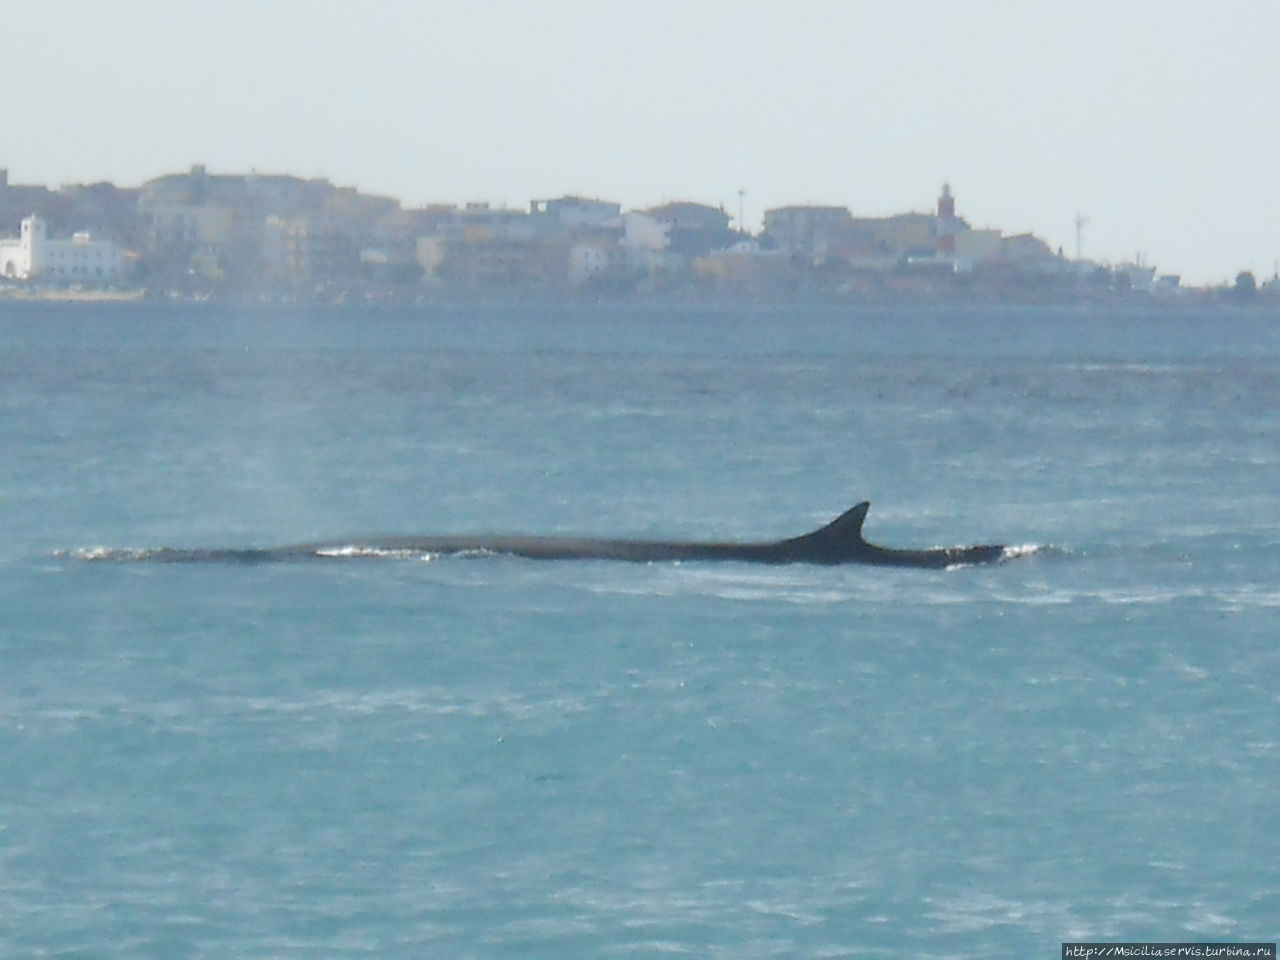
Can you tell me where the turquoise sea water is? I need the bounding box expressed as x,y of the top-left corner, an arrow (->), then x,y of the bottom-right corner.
2,301 -> 1278,958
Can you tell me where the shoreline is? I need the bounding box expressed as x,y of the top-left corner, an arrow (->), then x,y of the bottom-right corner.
0,284 -> 1275,310
0,286 -> 147,302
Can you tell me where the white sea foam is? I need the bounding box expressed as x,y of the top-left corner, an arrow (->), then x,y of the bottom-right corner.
62,546 -> 112,560
314,544 -> 419,559
60,546 -> 149,561
1001,542 -> 1047,560
1214,584 -> 1280,610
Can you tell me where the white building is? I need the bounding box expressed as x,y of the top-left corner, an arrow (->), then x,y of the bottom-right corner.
621,211 -> 671,252
531,196 -> 621,229
0,215 -> 127,282
568,242 -> 611,286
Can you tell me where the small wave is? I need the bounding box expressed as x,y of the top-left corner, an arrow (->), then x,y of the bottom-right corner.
1213,585 -> 1280,611
58,544 -> 440,563
59,541 -> 1067,570
313,544 -> 426,560
1003,542 -> 1059,560
939,543 -> 1053,569
57,546 -> 151,562
1067,361 -> 1192,374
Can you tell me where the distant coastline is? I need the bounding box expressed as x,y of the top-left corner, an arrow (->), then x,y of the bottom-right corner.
2,165 -> 1277,307
2,286 -> 1275,314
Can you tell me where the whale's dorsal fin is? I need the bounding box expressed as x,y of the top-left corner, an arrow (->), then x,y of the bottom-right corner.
776,501 -> 871,562
812,500 -> 870,543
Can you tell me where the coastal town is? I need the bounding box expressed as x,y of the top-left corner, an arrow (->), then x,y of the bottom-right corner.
0,165 -> 1272,303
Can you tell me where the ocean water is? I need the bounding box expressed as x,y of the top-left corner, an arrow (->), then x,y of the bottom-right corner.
1,300 -> 1277,958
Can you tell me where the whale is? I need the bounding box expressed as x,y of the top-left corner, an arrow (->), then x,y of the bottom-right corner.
96,502 -> 1007,568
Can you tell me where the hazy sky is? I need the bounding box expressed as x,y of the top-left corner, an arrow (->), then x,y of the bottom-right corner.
5,0 -> 1276,284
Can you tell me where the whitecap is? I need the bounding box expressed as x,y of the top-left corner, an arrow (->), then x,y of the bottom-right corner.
1002,543 -> 1048,560
59,545 -> 154,562
314,544 -> 408,559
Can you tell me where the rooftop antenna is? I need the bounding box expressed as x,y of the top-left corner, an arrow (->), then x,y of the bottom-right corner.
1075,213 -> 1088,261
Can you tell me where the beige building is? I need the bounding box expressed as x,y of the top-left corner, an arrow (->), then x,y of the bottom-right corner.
141,200 -> 235,249
1001,233 -> 1055,263
954,228 -> 1003,266
763,206 -> 853,259
822,213 -> 938,267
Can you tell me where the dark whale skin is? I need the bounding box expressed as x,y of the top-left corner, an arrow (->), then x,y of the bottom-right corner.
126,502 -> 1006,568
